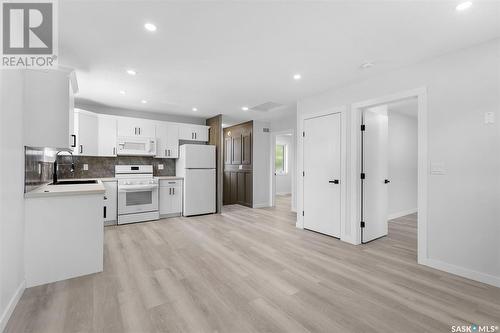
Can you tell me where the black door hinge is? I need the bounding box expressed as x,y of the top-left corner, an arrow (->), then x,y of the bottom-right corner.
361,173 -> 365,179
361,125 -> 366,131
302,171 -> 305,177
360,221 -> 365,228
302,131 -> 305,137
302,211 -> 304,216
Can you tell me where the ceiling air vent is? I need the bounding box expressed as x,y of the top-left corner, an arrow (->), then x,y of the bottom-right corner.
250,101 -> 283,112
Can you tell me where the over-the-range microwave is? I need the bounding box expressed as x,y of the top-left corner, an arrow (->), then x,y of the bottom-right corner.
116,136 -> 156,156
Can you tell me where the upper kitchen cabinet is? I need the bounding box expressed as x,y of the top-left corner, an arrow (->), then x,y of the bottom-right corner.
117,117 -> 155,137
74,110 -> 98,156
97,115 -> 117,157
179,124 -> 209,142
24,69 -> 76,149
156,122 -> 179,158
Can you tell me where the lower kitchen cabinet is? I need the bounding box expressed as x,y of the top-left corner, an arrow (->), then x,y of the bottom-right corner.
102,180 -> 117,225
159,179 -> 183,217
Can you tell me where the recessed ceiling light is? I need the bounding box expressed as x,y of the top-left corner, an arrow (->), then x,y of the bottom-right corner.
293,73 -> 302,80
119,90 -> 126,95
192,107 -> 198,112
360,62 -> 374,69
241,106 -> 249,111
126,69 -> 136,76
456,1 -> 472,11
144,23 -> 157,32
141,100 -> 147,104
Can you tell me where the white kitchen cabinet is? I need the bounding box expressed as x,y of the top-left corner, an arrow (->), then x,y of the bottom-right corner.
179,125 -> 209,142
159,179 -> 183,217
24,69 -> 74,149
98,115 -> 117,156
75,110 -> 98,156
102,180 -> 117,225
117,117 -> 155,137
156,122 -> 179,158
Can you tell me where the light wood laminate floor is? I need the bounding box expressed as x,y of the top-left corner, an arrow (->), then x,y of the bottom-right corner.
6,195 -> 500,332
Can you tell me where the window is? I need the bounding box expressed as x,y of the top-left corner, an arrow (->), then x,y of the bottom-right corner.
275,144 -> 287,175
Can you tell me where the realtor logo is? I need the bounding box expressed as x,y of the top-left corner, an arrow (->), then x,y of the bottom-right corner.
1,0 -> 58,68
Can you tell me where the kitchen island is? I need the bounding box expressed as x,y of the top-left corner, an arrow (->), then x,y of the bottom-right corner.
24,180 -> 105,287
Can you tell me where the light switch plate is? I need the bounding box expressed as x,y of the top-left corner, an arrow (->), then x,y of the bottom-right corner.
484,112 -> 495,124
430,162 -> 446,175
83,164 -> 89,171
158,164 -> 164,170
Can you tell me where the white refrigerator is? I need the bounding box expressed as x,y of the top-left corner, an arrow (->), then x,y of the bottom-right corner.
176,144 -> 216,216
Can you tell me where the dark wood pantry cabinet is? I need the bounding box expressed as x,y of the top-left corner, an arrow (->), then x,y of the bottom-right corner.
223,121 -> 253,207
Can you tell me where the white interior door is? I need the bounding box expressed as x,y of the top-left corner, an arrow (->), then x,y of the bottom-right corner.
362,105 -> 389,242
303,113 -> 342,237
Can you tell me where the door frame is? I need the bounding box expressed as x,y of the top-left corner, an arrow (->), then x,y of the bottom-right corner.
298,106 -> 347,240
350,87 -> 428,263
270,129 -> 295,209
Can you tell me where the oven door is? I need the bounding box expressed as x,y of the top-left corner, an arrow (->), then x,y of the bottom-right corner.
118,184 -> 158,215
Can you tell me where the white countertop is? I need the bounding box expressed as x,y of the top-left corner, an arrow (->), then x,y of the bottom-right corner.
155,176 -> 183,180
25,180 -> 106,198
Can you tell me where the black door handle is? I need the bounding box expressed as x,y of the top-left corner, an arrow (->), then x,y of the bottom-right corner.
329,180 -> 340,184
384,179 -> 390,184
71,134 -> 76,147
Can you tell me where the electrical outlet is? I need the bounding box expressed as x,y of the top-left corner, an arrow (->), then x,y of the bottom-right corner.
83,164 -> 89,171
158,164 -> 164,170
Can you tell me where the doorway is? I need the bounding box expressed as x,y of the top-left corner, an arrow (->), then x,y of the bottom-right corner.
361,98 -> 418,243
270,130 -> 295,212
351,87 -> 427,264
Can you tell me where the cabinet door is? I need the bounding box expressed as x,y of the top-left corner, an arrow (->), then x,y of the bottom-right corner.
170,184 -> 182,213
103,181 -> 117,223
232,135 -> 242,165
98,116 -> 117,156
237,172 -> 246,204
224,137 -> 232,164
230,172 -> 238,204
24,70 -> 71,149
245,172 -> 253,206
242,132 -> 252,165
136,119 -> 155,137
117,117 -> 138,137
223,172 -> 231,204
179,126 -> 195,140
165,124 -> 179,158
194,127 -> 209,141
76,111 -> 98,156
159,186 -> 172,215
156,122 -> 168,158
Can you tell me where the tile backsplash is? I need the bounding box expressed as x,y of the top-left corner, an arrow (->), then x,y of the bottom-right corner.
25,146 -> 176,192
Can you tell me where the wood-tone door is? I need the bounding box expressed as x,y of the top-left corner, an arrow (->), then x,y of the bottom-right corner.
224,137 -> 232,164
232,135 -> 242,165
242,131 -> 252,165
223,171 -> 231,205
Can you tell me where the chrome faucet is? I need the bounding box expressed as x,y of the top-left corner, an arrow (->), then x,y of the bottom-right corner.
52,150 -> 75,184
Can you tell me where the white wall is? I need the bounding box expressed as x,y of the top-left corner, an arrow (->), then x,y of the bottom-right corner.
252,121 -> 271,208
297,39 -> 500,286
0,70 -> 26,331
275,135 -> 293,195
388,111 -> 418,219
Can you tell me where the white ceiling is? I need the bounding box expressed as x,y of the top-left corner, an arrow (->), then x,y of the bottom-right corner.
60,1 -> 500,121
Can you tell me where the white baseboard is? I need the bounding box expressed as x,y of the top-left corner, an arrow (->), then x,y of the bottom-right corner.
253,203 -> 271,208
0,280 -> 25,333
422,258 -> 500,288
388,208 -> 417,220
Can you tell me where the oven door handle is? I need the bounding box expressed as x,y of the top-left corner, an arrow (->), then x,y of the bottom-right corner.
119,185 -> 157,192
